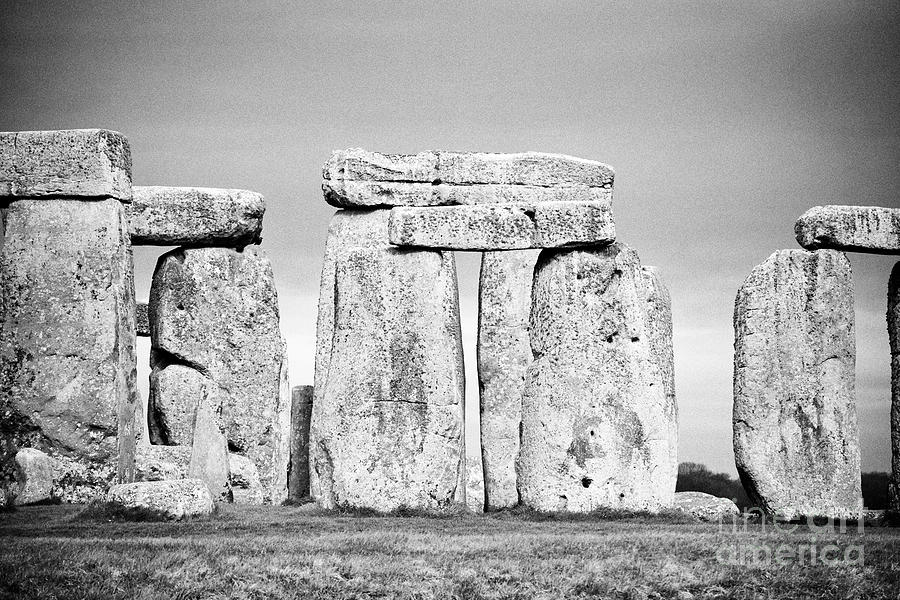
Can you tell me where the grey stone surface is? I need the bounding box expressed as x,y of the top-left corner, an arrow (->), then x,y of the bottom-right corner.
478,250 -> 540,510
325,180 -> 612,208
136,302 -> 150,337
127,186 -> 264,247
889,262 -> 900,512
322,149 -> 614,207
388,201 -> 615,250
288,385 -> 313,502
465,452 -> 485,513
13,448 -> 54,505
795,205 -> 900,254
0,198 -> 138,503
311,209 -> 465,511
673,491 -> 740,522
733,249 -> 861,519
149,246 -> 288,503
148,362 -> 210,445
106,479 -> 214,519
0,129 -> 132,200
517,244 -> 677,512
229,452 -> 264,504
135,444 -> 191,482
188,390 -> 232,502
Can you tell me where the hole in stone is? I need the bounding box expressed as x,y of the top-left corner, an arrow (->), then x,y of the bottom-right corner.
631,336 -> 639,342
431,178 -> 442,185
619,492 -> 625,498
581,477 -> 592,488
589,430 -> 595,437
605,335 -> 614,343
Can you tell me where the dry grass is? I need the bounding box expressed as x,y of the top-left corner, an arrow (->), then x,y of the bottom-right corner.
1,504 -> 898,599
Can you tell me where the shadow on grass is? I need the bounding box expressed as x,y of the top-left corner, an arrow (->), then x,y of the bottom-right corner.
70,501 -> 216,523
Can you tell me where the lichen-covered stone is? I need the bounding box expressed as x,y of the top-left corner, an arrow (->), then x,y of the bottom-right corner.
465,452 -> 485,513
13,448 -> 55,505
388,201 -> 615,250
311,209 -> 465,511
229,452 -> 264,504
149,246 -> 288,503
288,385 -> 313,502
889,262 -> 900,512
0,129 -> 132,200
136,302 -> 150,337
147,362 -> 209,445
106,478 -> 214,519
127,186 -> 264,247
0,198 -> 138,502
734,249 -> 861,519
517,244 -> 677,512
795,205 -> 900,254
673,491 -> 740,522
188,390 -> 231,502
478,250 -> 539,510
135,444 -> 191,482
322,149 -> 614,207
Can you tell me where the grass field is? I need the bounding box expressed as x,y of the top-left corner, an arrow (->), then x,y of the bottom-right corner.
1,504 -> 898,599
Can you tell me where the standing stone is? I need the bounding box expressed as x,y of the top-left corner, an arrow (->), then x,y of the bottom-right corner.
229,452 -> 264,504
135,444 -> 191,482
288,385 -> 313,502
465,451 -> 486,513
136,301 -> 150,337
889,263 -> 900,512
733,249 -> 861,518
188,389 -> 232,502
13,448 -> 55,505
517,244 -> 677,512
795,205 -> 900,254
0,198 -> 138,502
478,249 -> 540,510
311,210 -> 465,511
149,246 -> 289,502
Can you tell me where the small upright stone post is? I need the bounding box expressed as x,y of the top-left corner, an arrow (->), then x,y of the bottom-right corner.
288,385 -> 313,502
889,263 -> 900,512
0,129 -> 138,502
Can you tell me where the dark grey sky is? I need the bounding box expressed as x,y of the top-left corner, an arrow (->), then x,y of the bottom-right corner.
2,1 -> 899,475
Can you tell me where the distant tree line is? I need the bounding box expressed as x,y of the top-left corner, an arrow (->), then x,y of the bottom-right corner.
675,463 -> 891,511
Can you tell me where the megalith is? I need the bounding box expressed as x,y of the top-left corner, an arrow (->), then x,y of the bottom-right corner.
478,249 -> 540,509
288,385 -> 313,502
516,243 -> 677,512
795,205 -> 900,254
0,129 -> 138,503
311,209 -> 466,511
889,262 -> 900,512
733,249 -> 861,518
148,246 -> 290,503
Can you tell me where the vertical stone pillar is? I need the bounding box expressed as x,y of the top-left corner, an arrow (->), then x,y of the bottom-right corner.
477,249 -> 539,510
311,210 -> 466,511
517,244 -> 676,512
288,385 -> 313,501
0,129 -> 137,502
889,262 -> 900,512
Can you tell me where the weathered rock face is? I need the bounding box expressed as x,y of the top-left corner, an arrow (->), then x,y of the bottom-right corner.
0,198 -> 138,502
388,201 -> 615,250
229,452 -> 264,504
188,390 -> 232,502
136,302 -> 150,337
478,250 -> 540,510
311,210 -> 466,511
0,129 -> 132,200
673,491 -> 740,522
127,186 -> 265,247
889,262 -> 900,512
733,249 -> 861,518
322,149 -> 614,208
149,246 -> 289,503
795,205 -> 900,254
517,244 -> 677,512
135,444 -> 191,482
288,385 -> 313,502
465,452 -> 485,513
106,479 -> 214,520
13,448 -> 55,505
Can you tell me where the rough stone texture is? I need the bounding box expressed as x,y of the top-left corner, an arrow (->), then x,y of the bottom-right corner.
478,250 -> 539,510
517,244 -> 677,512
106,479 -> 214,519
148,363 -> 212,445
795,205 -> 900,255
13,448 -> 55,505
229,452 -> 264,504
889,262 -> 900,512
149,246 -> 288,503
188,390 -> 232,502
733,249 -> 861,519
136,302 -> 150,337
135,444 -> 191,482
311,209 -> 465,511
0,129 -> 132,200
673,491 -> 740,522
127,186 -> 265,247
288,385 -> 313,501
388,201 -> 615,250
322,149 -> 614,208
465,452 -> 485,513
325,180 -> 613,209
0,198 -> 138,503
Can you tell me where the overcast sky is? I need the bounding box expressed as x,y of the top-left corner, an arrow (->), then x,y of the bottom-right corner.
2,1 -> 898,476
